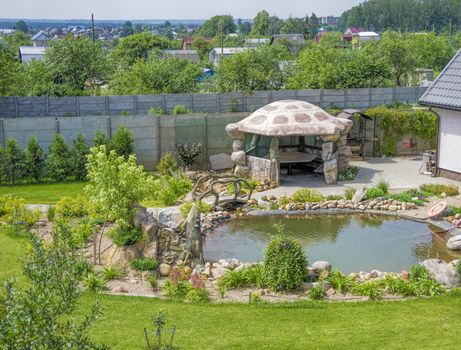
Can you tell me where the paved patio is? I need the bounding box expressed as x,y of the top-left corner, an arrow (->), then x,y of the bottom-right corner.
254,156 -> 461,199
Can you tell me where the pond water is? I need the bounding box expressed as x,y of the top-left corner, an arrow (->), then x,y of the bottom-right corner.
203,214 -> 458,273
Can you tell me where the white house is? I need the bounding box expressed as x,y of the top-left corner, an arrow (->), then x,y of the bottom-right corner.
31,31 -> 51,47
419,49 -> 461,180
209,47 -> 249,67
19,46 -> 48,63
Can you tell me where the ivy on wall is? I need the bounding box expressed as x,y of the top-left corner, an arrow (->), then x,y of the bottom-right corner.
366,106 -> 437,156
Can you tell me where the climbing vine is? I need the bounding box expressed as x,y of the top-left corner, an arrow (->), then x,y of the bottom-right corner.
366,106 -> 437,156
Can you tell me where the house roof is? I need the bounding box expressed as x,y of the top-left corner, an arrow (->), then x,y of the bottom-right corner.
419,49 -> 461,111
19,46 -> 47,55
271,34 -> 305,45
163,49 -> 200,62
346,27 -> 364,34
31,31 -> 50,41
356,31 -> 380,37
211,47 -> 249,55
232,100 -> 352,137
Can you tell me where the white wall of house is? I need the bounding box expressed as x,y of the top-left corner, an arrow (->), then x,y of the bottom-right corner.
437,108 -> 461,174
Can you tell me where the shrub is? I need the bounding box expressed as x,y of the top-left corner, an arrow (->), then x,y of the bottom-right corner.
291,188 -> 324,203
73,218 -> 93,246
328,269 -> 353,294
130,257 -> 159,272
376,179 -> 390,194
164,270 -> 209,302
108,225 -> 143,246
0,195 -> 40,234
420,183 -> 459,197
71,134 -> 89,181
184,285 -> 209,303
351,280 -> 382,300
174,142 -> 202,170
171,104 -> 192,115
0,139 -> 26,184
415,278 -> 444,297
55,195 -> 89,218
389,189 -> 426,206
150,174 -> 193,206
47,205 -> 56,222
456,261 -> 461,280
218,265 -> 264,290
409,264 -> 430,283
366,187 -> 386,199
102,265 -> 125,281
180,200 -> 212,217
24,136 -> 46,182
83,272 -> 106,292
263,227 -> 308,292
47,133 -> 72,182
309,284 -> 326,300
344,187 -> 356,200
157,151 -> 178,176
383,275 -> 417,296
338,165 -> 359,181
148,274 -> 158,290
326,194 -> 343,201
110,125 -> 134,159
93,129 -> 110,148
164,279 -> 191,299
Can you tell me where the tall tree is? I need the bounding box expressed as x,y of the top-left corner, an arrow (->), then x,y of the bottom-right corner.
45,35 -> 108,92
14,20 -> 28,33
120,20 -> 134,37
251,10 -> 271,36
25,136 -> 46,182
199,15 -> 236,37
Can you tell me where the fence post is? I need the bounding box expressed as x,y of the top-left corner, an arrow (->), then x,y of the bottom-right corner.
107,116 -> 112,138
319,89 -> 324,108
242,93 -> 247,112
191,94 -> 194,112
45,96 -> 50,117
344,89 -> 348,108
105,96 -> 109,115
76,96 -> 80,116
392,87 -> 397,103
0,118 -> 5,147
203,114 -> 208,170
216,93 -> 220,113
14,97 -> 19,118
133,95 -> 138,115
162,94 -> 166,113
54,118 -> 60,134
368,88 -> 372,108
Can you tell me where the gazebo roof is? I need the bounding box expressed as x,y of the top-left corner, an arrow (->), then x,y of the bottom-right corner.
234,100 -> 352,137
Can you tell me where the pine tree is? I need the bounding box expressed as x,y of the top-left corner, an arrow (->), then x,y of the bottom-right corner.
93,130 -> 110,148
109,125 -> 134,159
25,136 -> 46,182
71,134 -> 89,181
1,139 -> 26,184
47,134 -> 71,182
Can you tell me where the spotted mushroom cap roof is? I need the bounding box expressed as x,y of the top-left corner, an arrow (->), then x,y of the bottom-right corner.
235,100 -> 353,137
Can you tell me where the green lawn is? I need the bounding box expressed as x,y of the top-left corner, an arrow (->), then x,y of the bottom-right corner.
2,228 -> 461,349
0,182 -> 87,204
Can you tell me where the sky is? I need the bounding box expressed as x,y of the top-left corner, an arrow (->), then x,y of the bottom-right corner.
0,0 -> 363,20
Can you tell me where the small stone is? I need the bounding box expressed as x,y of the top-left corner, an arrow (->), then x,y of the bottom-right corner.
401,271 -> 410,280
115,285 -> 129,293
312,261 -> 332,272
447,235 -> 461,251
455,213 -> 461,219
358,205 -> 365,210
326,288 -> 336,296
159,263 -> 171,277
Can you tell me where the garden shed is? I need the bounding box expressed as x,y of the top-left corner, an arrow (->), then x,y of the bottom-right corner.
226,100 -> 353,184
419,49 -> 461,180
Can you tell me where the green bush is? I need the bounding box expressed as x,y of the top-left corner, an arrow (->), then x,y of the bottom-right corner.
389,189 -> 427,206
148,274 -> 158,289
179,200 -> 212,217
24,136 -> 46,182
150,174 -> 193,206
338,166 -> 359,181
71,134 -> 89,181
0,139 -> 26,184
0,195 -> 40,234
73,217 -> 93,246
309,284 -> 326,300
174,142 -> 202,170
366,187 -> 386,199
130,257 -> 158,272
420,183 -> 459,197
108,226 -> 143,246
83,272 -> 106,292
47,205 -> 56,222
171,104 -> 192,115
157,151 -> 178,176
351,280 -> 382,300
326,194 -> 343,201
55,195 -> 89,218
109,125 -> 134,159
328,269 -> 353,294
376,179 -> 390,194
415,278 -> 444,297
102,265 -> 126,281
218,265 -> 264,290
184,287 -> 209,303
93,130 -> 110,148
291,188 -> 324,203
409,264 -> 430,282
164,280 -> 191,299
344,187 -> 356,200
47,133 -> 72,182
263,227 -> 308,292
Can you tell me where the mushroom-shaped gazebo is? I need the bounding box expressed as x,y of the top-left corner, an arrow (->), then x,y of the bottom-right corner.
226,100 -> 353,184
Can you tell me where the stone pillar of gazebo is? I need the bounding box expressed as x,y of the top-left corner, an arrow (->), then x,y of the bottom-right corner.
337,133 -> 351,173
321,135 -> 339,184
269,137 -> 280,185
226,123 -> 250,178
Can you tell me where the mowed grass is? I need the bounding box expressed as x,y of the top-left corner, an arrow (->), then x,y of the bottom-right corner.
0,181 -> 87,204
2,228 -> 461,349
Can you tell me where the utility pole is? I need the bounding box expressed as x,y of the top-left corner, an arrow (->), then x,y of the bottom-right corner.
220,17 -> 224,56
91,13 -> 95,43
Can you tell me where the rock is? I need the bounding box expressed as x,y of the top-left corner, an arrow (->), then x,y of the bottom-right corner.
225,123 -> 245,140
159,263 -> 172,277
257,199 -> 272,209
154,207 -> 185,229
401,271 -> 410,280
133,206 -> 148,229
107,245 -> 142,268
352,186 -> 366,204
455,214 -> 461,220
369,270 -> 382,278
312,261 -> 332,272
447,235 -> 461,251
234,165 -> 250,178
211,266 -> 229,279
232,139 -> 245,152
231,151 -> 246,165
388,205 -> 398,211
209,153 -> 234,171
326,288 -> 336,297
421,259 -> 459,288
115,285 -> 129,293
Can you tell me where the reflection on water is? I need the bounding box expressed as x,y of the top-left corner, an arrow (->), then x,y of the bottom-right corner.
203,214 -> 459,273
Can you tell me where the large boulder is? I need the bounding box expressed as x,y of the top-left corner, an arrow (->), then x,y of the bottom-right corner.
159,263 -> 172,276
209,153 -> 234,171
106,245 -> 142,268
234,165 -> 250,178
154,207 -> 184,229
352,186 -> 366,204
225,123 -> 245,140
312,261 -> 332,272
421,259 -> 460,288
231,151 -> 246,165
447,235 -> 461,251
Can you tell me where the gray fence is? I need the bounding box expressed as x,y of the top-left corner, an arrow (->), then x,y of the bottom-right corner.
0,87 -> 428,118
0,113 -> 249,170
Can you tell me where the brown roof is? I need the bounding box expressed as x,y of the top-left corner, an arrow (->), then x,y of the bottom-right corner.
235,100 -> 353,137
